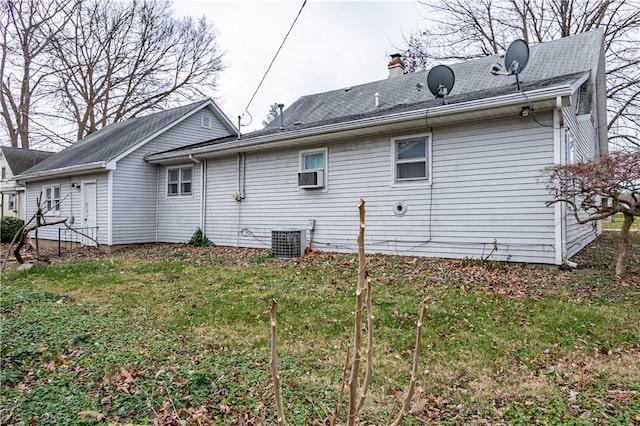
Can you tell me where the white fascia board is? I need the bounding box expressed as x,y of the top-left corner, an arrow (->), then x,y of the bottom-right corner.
0,184 -> 24,192
15,161 -> 107,183
568,72 -> 591,95
146,83 -> 576,163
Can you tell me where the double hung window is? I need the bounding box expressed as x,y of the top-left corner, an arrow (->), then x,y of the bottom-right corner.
393,135 -> 431,183
43,185 -> 61,214
167,166 -> 193,196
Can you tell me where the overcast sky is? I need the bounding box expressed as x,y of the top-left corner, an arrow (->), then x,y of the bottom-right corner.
177,0 -> 427,131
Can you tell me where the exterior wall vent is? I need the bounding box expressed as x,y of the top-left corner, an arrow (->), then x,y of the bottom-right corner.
298,170 -> 324,188
271,229 -> 306,258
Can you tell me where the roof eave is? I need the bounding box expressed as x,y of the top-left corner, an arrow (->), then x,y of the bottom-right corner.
15,161 -> 111,183
146,82 -> 577,164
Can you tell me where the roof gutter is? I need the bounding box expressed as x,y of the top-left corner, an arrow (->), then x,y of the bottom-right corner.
15,161 -> 113,183
146,81 -> 580,164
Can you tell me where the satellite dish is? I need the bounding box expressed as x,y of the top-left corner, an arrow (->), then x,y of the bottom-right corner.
427,65 -> 455,104
504,39 -> 529,90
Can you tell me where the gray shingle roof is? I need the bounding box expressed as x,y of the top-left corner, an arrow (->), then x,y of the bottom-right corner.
150,70 -> 587,158
21,99 -> 215,176
267,29 -> 603,129
0,146 -> 54,175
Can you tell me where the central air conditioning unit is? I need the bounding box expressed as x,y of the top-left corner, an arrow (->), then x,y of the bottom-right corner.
298,170 -> 324,189
271,229 -> 306,258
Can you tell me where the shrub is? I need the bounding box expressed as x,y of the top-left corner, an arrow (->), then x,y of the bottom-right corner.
1,216 -> 24,243
188,227 -> 211,247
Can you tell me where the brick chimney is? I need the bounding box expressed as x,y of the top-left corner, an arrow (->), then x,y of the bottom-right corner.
388,53 -> 405,78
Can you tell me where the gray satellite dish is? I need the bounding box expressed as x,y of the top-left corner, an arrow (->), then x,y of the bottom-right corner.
505,39 -> 529,90
427,65 -> 455,105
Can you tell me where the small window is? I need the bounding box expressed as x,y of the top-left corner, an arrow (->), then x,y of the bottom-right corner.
1,167 -> 6,179
302,152 -> 324,171
393,135 -> 430,183
43,184 -> 61,214
8,193 -> 15,211
201,116 -> 212,129
167,166 -> 193,196
298,148 -> 327,189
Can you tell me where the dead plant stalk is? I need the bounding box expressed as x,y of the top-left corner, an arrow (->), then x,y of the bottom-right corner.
270,299 -> 285,425
347,199 -> 369,425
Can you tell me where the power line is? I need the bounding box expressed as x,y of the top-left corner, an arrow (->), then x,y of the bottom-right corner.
240,0 -> 307,126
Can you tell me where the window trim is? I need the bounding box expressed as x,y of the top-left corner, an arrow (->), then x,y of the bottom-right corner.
298,147 -> 328,190
42,184 -> 61,215
391,133 -> 432,186
166,165 -> 194,197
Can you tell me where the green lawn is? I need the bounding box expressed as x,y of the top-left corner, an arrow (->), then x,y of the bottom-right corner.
1,234 -> 639,425
602,212 -> 640,230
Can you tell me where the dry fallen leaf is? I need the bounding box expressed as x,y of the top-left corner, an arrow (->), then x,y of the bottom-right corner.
78,410 -> 105,421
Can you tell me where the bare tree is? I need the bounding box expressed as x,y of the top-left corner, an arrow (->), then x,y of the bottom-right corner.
262,103 -> 280,128
544,150 -> 640,275
0,0 -> 78,149
403,0 -> 640,149
48,0 -> 224,142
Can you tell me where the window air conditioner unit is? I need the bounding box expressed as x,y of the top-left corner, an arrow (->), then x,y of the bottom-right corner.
271,229 -> 306,258
298,170 -> 324,188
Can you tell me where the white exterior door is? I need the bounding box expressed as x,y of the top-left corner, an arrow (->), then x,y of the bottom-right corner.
82,182 -> 97,246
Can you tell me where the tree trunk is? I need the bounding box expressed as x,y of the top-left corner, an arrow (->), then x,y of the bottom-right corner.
615,213 -> 635,276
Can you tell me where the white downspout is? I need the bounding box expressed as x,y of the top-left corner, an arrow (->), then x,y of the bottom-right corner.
189,154 -> 204,231
553,96 -> 565,265
202,159 -> 207,234
107,170 -> 113,246
155,166 -> 159,242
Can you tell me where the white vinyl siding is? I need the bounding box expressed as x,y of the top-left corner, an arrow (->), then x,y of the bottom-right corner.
563,89 -> 599,258
205,156 -> 241,246
157,163 -> 201,243
112,110 -> 230,245
24,173 -> 109,245
204,115 -> 558,263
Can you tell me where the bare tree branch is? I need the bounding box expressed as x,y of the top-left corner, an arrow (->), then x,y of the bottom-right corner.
404,0 -> 640,148
389,300 -> 427,426
1,0 -> 224,147
0,0 -> 78,148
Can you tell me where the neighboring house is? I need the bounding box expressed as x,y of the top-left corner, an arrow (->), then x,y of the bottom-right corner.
15,99 -> 238,247
0,146 -> 54,219
18,30 -> 606,265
